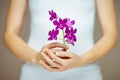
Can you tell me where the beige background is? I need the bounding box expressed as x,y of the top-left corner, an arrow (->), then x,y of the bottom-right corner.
0,0 -> 120,80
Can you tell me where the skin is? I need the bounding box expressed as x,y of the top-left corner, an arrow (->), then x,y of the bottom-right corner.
3,0 -> 118,72
3,0 -> 68,67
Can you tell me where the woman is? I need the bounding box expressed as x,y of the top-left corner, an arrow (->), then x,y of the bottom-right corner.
3,0 -> 118,80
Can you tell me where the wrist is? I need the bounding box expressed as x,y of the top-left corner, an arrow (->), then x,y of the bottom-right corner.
74,54 -> 85,68
77,54 -> 86,67
80,52 -> 93,66
31,51 -> 41,64
80,55 -> 86,66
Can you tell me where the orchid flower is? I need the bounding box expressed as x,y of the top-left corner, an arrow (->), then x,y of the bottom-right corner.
48,10 -> 77,46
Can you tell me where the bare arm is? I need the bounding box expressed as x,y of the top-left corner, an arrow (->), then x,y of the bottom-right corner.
3,0 -> 38,62
80,0 -> 118,66
3,0 -> 68,67
35,0 -> 119,72
34,0 -> 118,72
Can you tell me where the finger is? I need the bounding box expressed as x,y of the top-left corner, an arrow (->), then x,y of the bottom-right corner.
51,48 -> 67,52
51,49 -> 61,53
39,60 -> 60,72
61,48 -> 67,51
41,48 -> 52,59
41,52 -> 61,68
45,48 -> 64,65
46,42 -> 69,50
56,51 -> 73,58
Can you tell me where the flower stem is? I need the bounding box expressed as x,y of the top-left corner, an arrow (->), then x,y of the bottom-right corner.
62,30 -> 65,44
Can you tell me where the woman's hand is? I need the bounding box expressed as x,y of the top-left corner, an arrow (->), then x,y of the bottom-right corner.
40,48 -> 82,72
32,42 -> 69,67
55,50 -> 82,70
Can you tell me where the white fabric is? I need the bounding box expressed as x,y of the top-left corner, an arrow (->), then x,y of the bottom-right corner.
20,0 -> 103,80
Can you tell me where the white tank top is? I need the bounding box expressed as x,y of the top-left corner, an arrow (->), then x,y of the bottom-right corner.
27,0 -> 96,55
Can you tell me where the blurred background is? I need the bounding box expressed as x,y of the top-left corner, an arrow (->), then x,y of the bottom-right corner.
0,0 -> 120,80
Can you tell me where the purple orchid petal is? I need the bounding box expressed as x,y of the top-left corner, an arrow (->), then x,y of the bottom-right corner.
74,28 -> 77,33
63,18 -> 67,23
65,18 -> 75,28
48,29 -> 59,40
49,10 -> 57,21
48,37 -> 52,40
53,20 -> 59,25
71,20 -> 75,25
64,27 -> 77,45
48,10 -> 77,46
65,28 -> 69,33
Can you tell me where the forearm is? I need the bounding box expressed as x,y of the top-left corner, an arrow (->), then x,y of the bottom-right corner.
3,33 -> 39,63
80,34 -> 118,66
78,0 -> 118,66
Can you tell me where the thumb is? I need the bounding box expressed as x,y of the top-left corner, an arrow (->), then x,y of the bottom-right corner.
48,42 -> 69,50
55,51 -> 73,58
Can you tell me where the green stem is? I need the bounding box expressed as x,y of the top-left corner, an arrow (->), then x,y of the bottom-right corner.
62,30 -> 65,44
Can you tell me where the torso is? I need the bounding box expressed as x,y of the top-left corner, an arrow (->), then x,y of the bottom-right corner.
27,0 -> 96,55
20,1 -> 103,80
